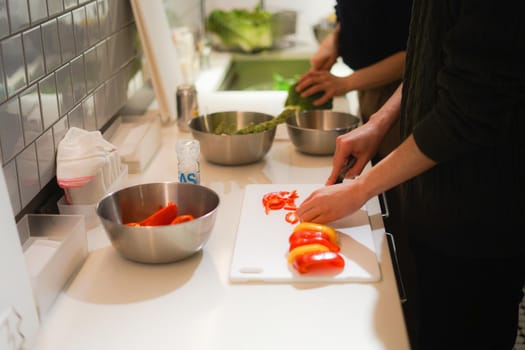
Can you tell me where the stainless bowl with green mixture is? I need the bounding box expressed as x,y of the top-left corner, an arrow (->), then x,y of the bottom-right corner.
188,111 -> 277,165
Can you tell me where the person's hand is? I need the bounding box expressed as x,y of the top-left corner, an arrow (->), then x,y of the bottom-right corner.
326,122 -> 383,185
295,122 -> 384,223
295,180 -> 368,224
296,70 -> 348,106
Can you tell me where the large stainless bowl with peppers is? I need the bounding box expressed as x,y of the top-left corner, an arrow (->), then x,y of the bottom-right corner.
96,182 -> 220,264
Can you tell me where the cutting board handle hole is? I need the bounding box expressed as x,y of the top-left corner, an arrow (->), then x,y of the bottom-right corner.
239,267 -> 264,274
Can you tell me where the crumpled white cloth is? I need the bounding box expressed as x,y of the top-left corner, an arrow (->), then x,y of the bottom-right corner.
56,127 -> 121,204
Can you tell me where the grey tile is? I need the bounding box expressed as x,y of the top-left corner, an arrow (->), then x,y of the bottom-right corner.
73,7 -> 88,54
38,73 -> 59,129
55,64 -> 74,116
7,0 -> 30,32
41,19 -> 61,73
105,33 -> 118,76
28,0 -> 47,24
35,128 -> 55,186
17,143 -> 40,207
93,83 -> 106,128
0,0 -> 9,39
2,160 -> 21,214
19,84 -> 43,145
67,102 -> 83,129
107,0 -> 132,34
82,94 -> 95,130
64,0 -> 77,10
0,51 -> 6,102
97,0 -> 108,37
85,1 -> 100,46
57,12 -> 75,64
78,0 -> 90,4
1,34 -> 27,96
52,116 -> 68,150
23,26 -> 45,83
105,74 -> 118,118
47,0 -> 63,17
70,55 -> 85,103
95,40 -> 108,81
0,97 -> 24,162
83,47 -> 97,92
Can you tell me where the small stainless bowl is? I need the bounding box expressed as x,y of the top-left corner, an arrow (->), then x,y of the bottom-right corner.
286,110 -> 360,155
96,182 -> 220,264
188,111 -> 277,165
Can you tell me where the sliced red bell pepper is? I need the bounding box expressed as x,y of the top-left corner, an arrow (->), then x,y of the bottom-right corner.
139,201 -> 178,226
288,230 -> 331,244
171,214 -> 195,225
293,222 -> 338,244
287,243 -> 329,263
285,211 -> 299,224
289,236 -> 340,252
262,190 -> 299,215
292,251 -> 345,274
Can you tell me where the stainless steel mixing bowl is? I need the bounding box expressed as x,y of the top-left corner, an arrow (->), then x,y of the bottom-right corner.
96,182 -> 220,264
188,111 -> 277,165
286,110 -> 360,155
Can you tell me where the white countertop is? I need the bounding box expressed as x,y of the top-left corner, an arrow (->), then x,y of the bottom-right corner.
32,52 -> 410,350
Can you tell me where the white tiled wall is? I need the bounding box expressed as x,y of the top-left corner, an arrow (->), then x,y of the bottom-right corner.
0,0 -> 140,217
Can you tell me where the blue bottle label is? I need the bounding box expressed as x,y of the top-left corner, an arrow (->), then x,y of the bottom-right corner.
179,171 -> 200,185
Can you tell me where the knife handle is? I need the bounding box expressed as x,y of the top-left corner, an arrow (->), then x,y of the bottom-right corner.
334,155 -> 356,184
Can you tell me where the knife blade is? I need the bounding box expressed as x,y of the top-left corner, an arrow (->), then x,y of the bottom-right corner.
334,155 -> 356,184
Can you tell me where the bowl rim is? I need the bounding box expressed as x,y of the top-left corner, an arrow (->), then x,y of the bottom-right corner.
285,110 -> 360,132
188,110 -> 278,136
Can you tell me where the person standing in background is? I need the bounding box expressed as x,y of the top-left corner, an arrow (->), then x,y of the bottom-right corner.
296,1 -> 525,349
296,0 -> 412,160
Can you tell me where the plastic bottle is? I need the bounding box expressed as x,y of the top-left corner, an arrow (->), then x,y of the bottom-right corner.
176,139 -> 200,185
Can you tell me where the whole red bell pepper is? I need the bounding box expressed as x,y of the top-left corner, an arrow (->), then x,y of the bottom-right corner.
292,251 -> 345,274
139,201 -> 178,226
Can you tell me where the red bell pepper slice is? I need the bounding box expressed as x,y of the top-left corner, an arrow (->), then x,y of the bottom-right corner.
171,214 -> 195,225
288,230 -> 331,244
289,236 -> 340,252
285,211 -> 299,224
292,251 -> 345,274
262,190 -> 299,215
139,201 -> 178,226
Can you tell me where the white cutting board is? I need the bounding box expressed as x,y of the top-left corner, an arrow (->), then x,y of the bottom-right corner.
230,184 -> 381,283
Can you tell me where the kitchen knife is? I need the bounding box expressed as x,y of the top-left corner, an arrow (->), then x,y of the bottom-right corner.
334,155 -> 356,184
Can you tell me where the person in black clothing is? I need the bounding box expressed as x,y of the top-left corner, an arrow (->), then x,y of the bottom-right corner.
297,0 -> 412,159
297,2 -> 417,344
296,1 -> 525,349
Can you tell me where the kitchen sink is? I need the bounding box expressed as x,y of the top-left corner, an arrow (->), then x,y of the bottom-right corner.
217,54 -> 311,91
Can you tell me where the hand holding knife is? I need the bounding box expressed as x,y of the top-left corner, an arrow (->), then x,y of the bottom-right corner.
334,155 -> 357,184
